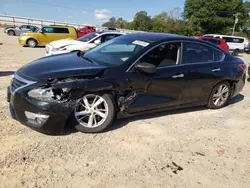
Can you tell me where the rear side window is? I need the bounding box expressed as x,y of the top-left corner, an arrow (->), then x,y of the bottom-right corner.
54,28 -> 69,33
203,38 -> 219,45
183,42 -> 225,64
222,37 -> 244,43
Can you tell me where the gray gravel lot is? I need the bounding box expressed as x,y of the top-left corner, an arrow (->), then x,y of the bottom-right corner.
0,28 -> 250,188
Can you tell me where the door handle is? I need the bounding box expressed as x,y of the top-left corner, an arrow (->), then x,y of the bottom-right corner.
172,74 -> 184,78
212,68 -> 221,72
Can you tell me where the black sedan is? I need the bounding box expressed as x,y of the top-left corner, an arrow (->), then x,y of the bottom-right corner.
7,33 -> 246,134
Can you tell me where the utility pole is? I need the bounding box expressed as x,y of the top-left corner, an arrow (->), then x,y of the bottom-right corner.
232,13 -> 239,36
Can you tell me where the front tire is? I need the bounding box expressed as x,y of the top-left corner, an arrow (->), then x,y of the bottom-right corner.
27,39 -> 37,48
208,82 -> 231,109
72,94 -> 116,133
8,30 -> 15,36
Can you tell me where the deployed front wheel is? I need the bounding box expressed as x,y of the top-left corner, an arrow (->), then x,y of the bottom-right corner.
73,94 -> 116,133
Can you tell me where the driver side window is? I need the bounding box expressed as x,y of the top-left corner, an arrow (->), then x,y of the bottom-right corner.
20,25 -> 27,30
139,42 -> 181,67
42,27 -> 54,33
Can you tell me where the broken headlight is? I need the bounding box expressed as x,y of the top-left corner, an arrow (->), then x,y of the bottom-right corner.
28,87 -> 54,102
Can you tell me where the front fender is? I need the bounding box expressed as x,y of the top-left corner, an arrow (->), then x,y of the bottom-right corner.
52,79 -> 115,92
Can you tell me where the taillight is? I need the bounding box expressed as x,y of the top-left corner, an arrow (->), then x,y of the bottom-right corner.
238,64 -> 247,72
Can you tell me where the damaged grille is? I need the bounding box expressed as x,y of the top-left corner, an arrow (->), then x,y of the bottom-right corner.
11,77 -> 26,91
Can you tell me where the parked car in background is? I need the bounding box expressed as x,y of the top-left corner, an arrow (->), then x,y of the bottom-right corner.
244,44 -> 250,54
77,26 -> 96,38
248,65 -> 250,79
98,27 -> 117,32
203,34 -> 249,55
4,25 -> 39,36
18,26 -> 78,47
45,31 -> 124,56
192,36 -> 229,52
8,33 -> 246,134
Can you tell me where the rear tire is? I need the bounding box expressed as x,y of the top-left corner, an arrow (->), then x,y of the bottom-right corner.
232,49 -> 239,56
27,39 -> 37,48
8,30 -> 15,36
72,93 -> 116,133
208,82 -> 231,109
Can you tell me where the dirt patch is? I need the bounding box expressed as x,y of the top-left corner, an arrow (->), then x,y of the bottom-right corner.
0,28 -> 250,188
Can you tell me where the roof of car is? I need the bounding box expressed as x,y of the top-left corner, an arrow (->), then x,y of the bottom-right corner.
44,25 -> 76,28
122,32 -> 196,43
96,30 -> 125,35
204,34 -> 247,39
192,36 -> 223,40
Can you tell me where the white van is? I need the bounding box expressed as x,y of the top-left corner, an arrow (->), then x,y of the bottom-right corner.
203,34 -> 249,53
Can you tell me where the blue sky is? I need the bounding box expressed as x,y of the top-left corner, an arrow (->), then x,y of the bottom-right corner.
0,0 -> 185,25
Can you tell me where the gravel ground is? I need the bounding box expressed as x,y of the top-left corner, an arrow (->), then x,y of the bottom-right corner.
0,29 -> 250,188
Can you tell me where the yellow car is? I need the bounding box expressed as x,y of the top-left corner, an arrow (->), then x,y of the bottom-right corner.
18,26 -> 78,47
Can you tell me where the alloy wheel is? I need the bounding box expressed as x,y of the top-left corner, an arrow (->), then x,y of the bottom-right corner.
28,40 -> 36,47
74,94 -> 109,128
212,84 -> 229,107
8,31 -> 14,36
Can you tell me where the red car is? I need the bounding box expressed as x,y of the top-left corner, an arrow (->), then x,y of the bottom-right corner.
192,36 -> 229,52
77,26 -> 96,38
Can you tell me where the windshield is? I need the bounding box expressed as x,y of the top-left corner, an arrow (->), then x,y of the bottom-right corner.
77,32 -> 98,42
83,37 -> 150,66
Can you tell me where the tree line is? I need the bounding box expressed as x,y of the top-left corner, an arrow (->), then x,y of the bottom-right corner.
102,0 -> 250,37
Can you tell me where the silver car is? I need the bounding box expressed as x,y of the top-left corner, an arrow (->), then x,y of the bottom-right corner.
4,25 -> 39,36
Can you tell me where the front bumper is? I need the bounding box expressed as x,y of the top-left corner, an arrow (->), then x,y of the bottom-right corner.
18,36 -> 28,45
45,45 -> 69,56
7,85 -> 74,135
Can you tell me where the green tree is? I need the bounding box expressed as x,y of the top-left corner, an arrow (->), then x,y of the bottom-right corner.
132,11 -> 152,31
116,17 -> 127,29
151,12 -> 168,32
183,0 -> 249,35
102,17 -> 116,28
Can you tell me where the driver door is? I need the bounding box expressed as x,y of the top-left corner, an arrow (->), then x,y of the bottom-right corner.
17,25 -> 29,35
125,42 -> 186,113
39,27 -> 55,45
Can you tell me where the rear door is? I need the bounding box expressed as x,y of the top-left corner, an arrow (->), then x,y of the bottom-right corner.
180,41 -> 226,105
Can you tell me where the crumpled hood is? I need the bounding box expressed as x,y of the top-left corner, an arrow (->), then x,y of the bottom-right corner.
17,52 -> 106,80
49,39 -> 86,49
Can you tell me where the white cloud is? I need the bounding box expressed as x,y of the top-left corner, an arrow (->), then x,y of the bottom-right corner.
94,9 -> 112,21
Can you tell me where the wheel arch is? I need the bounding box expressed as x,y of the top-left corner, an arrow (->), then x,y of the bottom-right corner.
26,38 -> 38,45
7,29 -> 15,35
208,79 -> 236,102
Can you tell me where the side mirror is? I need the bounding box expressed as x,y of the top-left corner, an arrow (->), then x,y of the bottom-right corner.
135,62 -> 156,74
39,30 -> 44,33
94,39 -> 101,45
